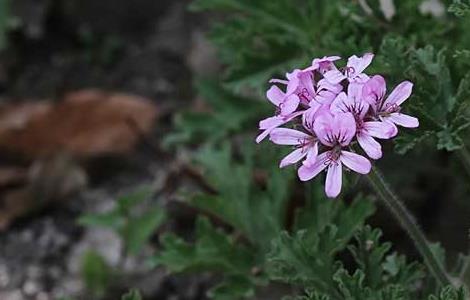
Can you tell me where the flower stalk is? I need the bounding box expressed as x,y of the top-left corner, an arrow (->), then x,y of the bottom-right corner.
366,167 -> 452,287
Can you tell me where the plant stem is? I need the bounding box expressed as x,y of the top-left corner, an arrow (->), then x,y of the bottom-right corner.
366,167 -> 452,287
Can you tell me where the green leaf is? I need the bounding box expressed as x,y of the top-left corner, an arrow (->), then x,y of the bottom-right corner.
155,216 -> 255,274
394,131 -> 433,155
267,229 -> 339,291
165,80 -> 268,146
382,253 -> 425,288
294,184 -> 375,251
121,289 -> 142,300
191,142 -> 294,248
81,251 -> 112,298
208,275 -> 256,300
333,269 -> 373,300
78,211 -> 124,230
428,286 -> 467,300
453,50 -> 470,66
436,128 -> 463,151
410,46 -> 454,118
117,186 -> 153,214
348,226 -> 392,290
449,0 -> 470,17
121,208 -> 166,254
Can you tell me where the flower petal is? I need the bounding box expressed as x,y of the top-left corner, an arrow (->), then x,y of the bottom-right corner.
266,85 -> 285,106
303,142 -> 319,168
298,152 -> 328,181
364,121 -> 397,139
331,84 -> 369,119
363,75 -> 386,108
280,94 -> 300,115
269,78 -> 289,85
330,92 -> 351,114
270,128 -> 311,145
324,69 -> 346,84
256,116 -> 285,143
301,105 -> 320,132
318,79 -> 343,93
256,129 -> 272,143
384,81 -> 413,107
357,133 -> 382,159
332,112 -> 356,146
347,53 -> 374,76
286,70 -> 301,94
314,112 -> 335,146
259,116 -> 284,130
340,151 -> 371,174
280,148 -> 307,168
388,113 -> 419,128
298,71 -> 315,97
325,161 -> 342,198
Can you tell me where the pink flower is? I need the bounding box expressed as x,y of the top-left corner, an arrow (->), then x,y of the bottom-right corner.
298,112 -> 371,198
269,128 -> 319,168
256,52 -> 417,198
331,83 -> 397,159
266,85 -> 301,115
363,75 -> 419,129
315,79 -> 343,104
324,53 -> 374,84
256,111 -> 303,143
268,106 -> 324,167
269,69 -> 315,106
309,55 -> 342,74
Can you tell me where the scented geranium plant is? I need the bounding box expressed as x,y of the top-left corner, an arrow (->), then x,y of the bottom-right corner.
155,0 -> 470,300
256,53 -> 455,288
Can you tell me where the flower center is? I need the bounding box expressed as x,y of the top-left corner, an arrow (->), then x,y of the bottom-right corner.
380,103 -> 401,116
346,66 -> 356,77
297,88 -> 310,103
325,146 -> 342,165
296,137 -> 315,151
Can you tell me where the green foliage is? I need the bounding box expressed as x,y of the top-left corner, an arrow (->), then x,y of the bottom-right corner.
164,79 -> 269,146
191,143 -> 294,249
428,286 -> 467,300
156,141 -> 380,299
155,217 -> 255,274
121,289 -> 143,300
449,0 -> 470,17
155,217 -> 259,299
81,251 -> 112,298
154,1 -> 470,299
155,143 -> 292,298
78,187 -> 165,255
377,38 -> 470,153
271,226 -> 429,300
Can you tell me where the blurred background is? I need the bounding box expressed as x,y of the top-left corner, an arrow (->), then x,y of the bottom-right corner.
0,0 -> 215,299
0,0 -> 469,300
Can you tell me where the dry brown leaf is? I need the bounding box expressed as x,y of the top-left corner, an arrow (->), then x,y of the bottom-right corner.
0,89 -> 159,159
0,155 -> 87,231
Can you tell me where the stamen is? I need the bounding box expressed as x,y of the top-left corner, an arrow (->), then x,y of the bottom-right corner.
346,66 -> 356,77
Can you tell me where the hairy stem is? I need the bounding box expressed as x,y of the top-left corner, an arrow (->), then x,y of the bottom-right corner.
366,167 -> 452,287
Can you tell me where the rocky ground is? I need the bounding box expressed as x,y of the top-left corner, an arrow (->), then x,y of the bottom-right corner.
0,0 -> 219,299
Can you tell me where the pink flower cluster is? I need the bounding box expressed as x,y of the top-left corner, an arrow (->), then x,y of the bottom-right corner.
256,53 -> 419,198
